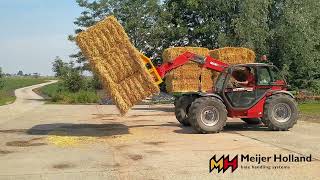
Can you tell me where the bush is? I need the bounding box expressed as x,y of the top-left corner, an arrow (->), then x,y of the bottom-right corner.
50,90 -> 99,104
40,83 -> 100,104
61,69 -> 85,92
310,80 -> 320,95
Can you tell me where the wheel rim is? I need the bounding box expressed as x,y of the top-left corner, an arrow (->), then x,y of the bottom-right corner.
200,106 -> 219,126
272,103 -> 292,123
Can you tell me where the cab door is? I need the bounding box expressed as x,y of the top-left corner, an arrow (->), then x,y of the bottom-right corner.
222,66 -> 270,109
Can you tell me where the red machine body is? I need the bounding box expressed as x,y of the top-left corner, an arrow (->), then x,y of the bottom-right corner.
156,51 -> 290,120
156,52 -> 228,78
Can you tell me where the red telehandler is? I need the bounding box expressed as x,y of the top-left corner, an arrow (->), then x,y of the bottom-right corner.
149,52 -> 298,133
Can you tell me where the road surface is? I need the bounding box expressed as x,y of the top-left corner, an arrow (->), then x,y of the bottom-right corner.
0,81 -> 319,180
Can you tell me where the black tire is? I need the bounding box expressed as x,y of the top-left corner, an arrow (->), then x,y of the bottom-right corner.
174,96 -> 195,126
263,94 -> 298,131
188,97 -> 227,133
241,118 -> 261,125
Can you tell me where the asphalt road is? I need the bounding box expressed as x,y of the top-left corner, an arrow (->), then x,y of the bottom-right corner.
0,82 -> 319,180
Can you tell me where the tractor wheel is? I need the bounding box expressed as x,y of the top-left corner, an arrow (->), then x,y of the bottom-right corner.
188,97 -> 227,133
174,96 -> 195,126
241,118 -> 261,125
263,94 -> 298,131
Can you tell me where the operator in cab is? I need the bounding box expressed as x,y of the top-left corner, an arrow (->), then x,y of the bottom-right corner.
230,66 -> 256,88
237,67 -> 255,87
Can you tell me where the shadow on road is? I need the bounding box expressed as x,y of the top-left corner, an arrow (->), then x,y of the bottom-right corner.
27,123 -> 129,137
1,122 -> 269,138
173,122 -> 269,134
224,122 -> 269,132
131,107 -> 174,112
25,99 -> 47,102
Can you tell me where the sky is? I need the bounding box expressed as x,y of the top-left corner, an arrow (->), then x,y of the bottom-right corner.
0,1 -> 83,76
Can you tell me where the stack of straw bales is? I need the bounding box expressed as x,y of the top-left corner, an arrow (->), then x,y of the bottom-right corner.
76,16 -> 159,115
164,47 -> 255,93
209,47 -> 256,64
163,47 -> 209,63
163,47 -> 217,93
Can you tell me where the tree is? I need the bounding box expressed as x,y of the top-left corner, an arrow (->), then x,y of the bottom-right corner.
52,56 -> 68,77
70,0 -> 162,70
268,0 -> 320,92
61,62 -> 85,92
17,70 -> 23,76
0,67 -> 4,89
71,0 -> 320,93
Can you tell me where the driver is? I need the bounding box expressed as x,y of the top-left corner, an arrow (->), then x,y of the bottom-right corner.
235,67 -> 256,87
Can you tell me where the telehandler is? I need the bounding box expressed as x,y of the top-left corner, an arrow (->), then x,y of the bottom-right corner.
144,51 -> 298,133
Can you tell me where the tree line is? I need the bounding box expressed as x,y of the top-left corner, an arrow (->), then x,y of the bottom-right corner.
65,0 -> 320,93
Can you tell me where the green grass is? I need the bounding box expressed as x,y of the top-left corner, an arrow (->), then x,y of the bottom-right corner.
299,102 -> 320,115
38,82 -> 100,104
0,77 -> 48,105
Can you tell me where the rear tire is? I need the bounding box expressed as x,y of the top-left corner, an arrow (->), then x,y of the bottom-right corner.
188,97 -> 227,133
174,96 -> 195,126
241,118 -> 261,125
263,94 -> 298,131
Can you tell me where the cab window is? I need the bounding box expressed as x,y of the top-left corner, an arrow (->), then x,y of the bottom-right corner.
257,67 -> 272,85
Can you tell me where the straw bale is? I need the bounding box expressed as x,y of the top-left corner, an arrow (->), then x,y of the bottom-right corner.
165,67 -> 218,93
76,16 -> 159,115
163,47 -> 209,63
200,69 -> 217,92
209,47 -> 256,64
166,62 -> 201,80
165,78 -> 200,92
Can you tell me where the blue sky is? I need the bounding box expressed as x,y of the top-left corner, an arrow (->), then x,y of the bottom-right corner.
0,1 -> 83,75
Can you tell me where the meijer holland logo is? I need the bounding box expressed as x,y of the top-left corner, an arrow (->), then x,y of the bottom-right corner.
210,154 -> 312,173
209,155 -> 238,173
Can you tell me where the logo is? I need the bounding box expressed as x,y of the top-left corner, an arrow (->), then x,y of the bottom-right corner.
209,155 -> 238,173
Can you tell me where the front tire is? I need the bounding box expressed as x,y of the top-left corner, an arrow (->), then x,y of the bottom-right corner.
263,94 -> 298,131
174,96 -> 195,126
188,97 -> 227,133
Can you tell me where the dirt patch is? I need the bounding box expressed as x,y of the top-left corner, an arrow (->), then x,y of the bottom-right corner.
144,141 -> 166,146
0,150 -> 13,154
129,114 -> 174,118
6,138 -> 46,147
114,144 -> 129,150
132,120 -> 155,123
101,163 -> 121,168
300,114 -> 320,124
0,129 -> 26,134
128,154 -> 143,161
52,163 -> 75,169
145,150 -> 162,154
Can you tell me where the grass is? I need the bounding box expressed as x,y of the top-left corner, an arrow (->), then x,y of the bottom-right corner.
38,82 -> 100,104
299,102 -> 320,115
0,77 -> 49,105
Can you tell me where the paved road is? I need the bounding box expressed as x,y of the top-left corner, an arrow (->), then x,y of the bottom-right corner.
0,82 -> 319,180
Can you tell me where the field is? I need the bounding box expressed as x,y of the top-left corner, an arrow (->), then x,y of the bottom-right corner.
37,82 -> 100,104
0,77 -> 48,105
299,102 -> 320,115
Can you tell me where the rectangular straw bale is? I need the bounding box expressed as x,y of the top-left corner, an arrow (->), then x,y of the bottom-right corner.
166,62 -> 201,80
163,47 -> 209,63
165,77 -> 200,92
209,47 -> 256,64
200,69 -> 217,92
76,16 -> 159,115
